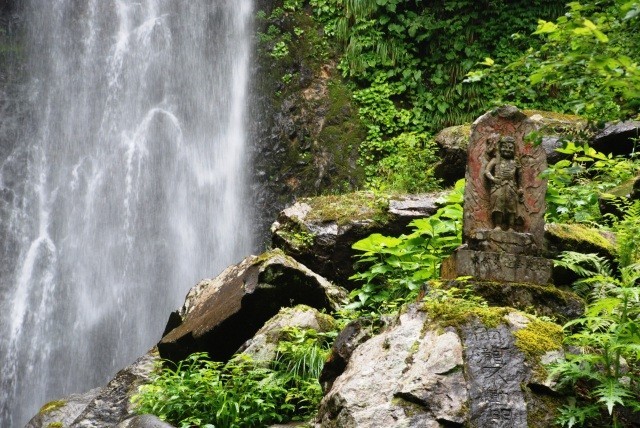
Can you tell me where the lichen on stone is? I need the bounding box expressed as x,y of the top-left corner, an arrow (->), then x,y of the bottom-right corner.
513,318 -> 563,360
39,400 -> 66,415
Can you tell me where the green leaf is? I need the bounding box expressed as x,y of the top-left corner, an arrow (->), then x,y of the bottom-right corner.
352,234 -> 402,253
595,378 -> 632,414
534,20 -> 558,34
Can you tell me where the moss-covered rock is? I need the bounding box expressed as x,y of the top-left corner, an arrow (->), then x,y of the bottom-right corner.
238,305 -> 337,364
441,279 -> 584,322
316,302 -> 565,427
271,192 -> 442,288
545,222 -> 617,285
545,222 -> 616,258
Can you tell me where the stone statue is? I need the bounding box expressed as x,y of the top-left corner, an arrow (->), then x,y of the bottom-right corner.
484,136 -> 523,231
443,105 -> 552,284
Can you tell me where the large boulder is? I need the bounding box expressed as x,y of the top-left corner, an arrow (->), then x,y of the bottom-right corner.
316,303 -> 565,428
271,191 -> 442,288
26,351 -> 158,428
591,120 -> 640,156
158,249 -> 347,363
433,124 -> 472,186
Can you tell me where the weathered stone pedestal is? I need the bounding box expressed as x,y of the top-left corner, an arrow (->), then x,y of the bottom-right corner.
441,248 -> 553,284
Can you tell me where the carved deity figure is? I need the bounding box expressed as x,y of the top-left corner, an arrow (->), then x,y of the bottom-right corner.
484,136 -> 523,230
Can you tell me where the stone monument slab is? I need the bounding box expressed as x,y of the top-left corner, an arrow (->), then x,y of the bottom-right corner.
464,105 -> 547,254
444,105 -> 552,284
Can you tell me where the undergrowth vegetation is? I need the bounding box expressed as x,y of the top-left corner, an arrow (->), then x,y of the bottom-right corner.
348,179 -> 463,312
551,205 -> 640,427
132,327 -> 332,428
544,142 -> 640,224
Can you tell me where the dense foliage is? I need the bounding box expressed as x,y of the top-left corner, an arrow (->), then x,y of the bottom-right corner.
551,205 -> 640,427
307,0 -> 569,189
132,327 -> 331,428
544,142 -> 640,224
470,0 -> 640,122
349,179 -> 463,311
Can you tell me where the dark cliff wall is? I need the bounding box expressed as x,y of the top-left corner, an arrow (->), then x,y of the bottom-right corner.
248,0 -> 365,243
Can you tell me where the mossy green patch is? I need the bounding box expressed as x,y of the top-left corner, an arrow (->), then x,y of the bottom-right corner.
546,222 -> 616,256
303,191 -> 390,225
443,279 -> 585,322
526,393 -> 564,428
39,400 -> 66,414
46,423 -> 63,428
514,319 -> 563,360
276,226 -> 315,251
421,298 -> 511,329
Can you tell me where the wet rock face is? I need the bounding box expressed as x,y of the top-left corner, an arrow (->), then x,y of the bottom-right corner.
158,249 -> 347,363
25,351 -> 158,428
315,305 -> 563,428
249,3 -> 366,238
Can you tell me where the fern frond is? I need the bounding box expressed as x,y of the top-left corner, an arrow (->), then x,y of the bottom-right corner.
594,378 -> 634,414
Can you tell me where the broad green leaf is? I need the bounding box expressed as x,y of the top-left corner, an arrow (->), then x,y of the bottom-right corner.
352,234 -> 402,252
534,20 -> 557,34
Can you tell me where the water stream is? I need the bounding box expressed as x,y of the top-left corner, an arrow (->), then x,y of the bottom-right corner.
0,1 -> 254,425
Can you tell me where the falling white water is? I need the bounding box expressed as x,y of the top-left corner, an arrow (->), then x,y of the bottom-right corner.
0,1 -> 255,426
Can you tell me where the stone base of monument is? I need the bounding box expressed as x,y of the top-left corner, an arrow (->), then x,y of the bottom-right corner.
467,229 -> 538,255
441,248 -> 553,285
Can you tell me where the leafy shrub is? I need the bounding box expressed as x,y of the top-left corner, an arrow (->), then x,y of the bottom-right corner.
550,205 -> 640,427
470,0 -> 640,121
348,180 -> 463,312
544,142 -> 640,224
307,0 -> 566,189
132,327 -> 332,428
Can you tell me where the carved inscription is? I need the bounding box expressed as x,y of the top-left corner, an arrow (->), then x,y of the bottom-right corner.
464,324 -> 528,427
448,249 -> 553,284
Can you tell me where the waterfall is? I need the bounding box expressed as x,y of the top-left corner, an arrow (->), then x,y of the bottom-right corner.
0,1 -> 255,426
